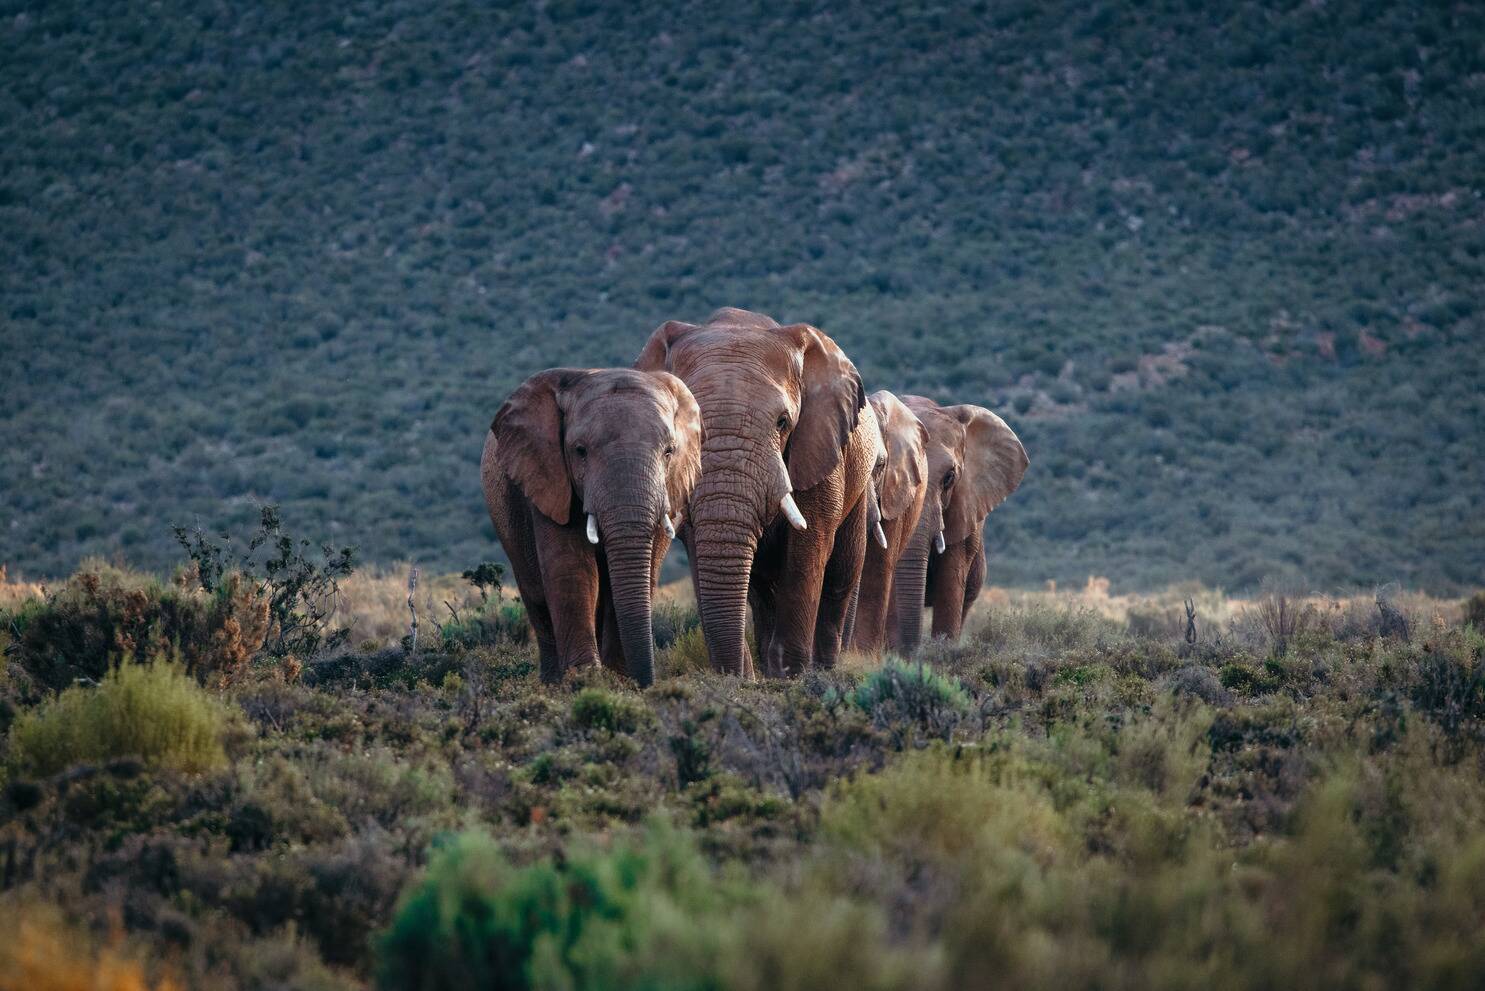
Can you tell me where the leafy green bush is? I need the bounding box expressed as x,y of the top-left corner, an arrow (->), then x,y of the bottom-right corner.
651,602 -> 701,650
6,660 -> 237,776
570,687 -> 650,735
848,659 -> 970,722
376,824 -> 731,991
658,625 -> 711,679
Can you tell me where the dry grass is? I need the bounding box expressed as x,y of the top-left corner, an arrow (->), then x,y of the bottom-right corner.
0,564 -> 45,612
0,904 -> 181,991
959,574 -> 1468,646
336,565 -> 490,647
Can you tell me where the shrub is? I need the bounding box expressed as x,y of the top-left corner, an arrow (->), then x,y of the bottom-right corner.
570,687 -> 650,734
651,601 -> 700,650
1247,577 -> 1317,657
6,659 -> 236,776
658,624 -> 710,678
977,604 -> 1125,655
376,823 -> 732,991
4,562 -> 269,692
1464,591 -> 1485,631
174,505 -> 355,659
848,659 -> 970,725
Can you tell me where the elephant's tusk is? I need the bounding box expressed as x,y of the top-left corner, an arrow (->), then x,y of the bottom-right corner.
873,521 -> 888,549
934,530 -> 946,554
586,514 -> 600,545
663,515 -> 676,539
780,493 -> 808,531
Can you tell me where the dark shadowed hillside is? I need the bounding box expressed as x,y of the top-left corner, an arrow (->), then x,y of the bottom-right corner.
2,0 -> 1482,589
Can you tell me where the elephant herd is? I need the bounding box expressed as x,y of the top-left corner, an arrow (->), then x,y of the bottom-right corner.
480,307 -> 1029,687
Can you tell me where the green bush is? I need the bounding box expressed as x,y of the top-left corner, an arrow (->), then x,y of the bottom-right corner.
1464,591 -> 1485,631
848,659 -> 971,721
376,823 -> 731,991
6,659 -> 237,776
570,687 -> 650,735
658,625 -> 711,679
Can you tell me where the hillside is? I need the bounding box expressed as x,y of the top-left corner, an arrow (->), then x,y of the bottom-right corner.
2,0 -> 1482,589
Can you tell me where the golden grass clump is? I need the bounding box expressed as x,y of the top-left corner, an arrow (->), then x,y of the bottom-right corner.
6,659 -> 236,777
0,906 -> 181,991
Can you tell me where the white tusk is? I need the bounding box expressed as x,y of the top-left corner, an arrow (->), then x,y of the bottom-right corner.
780,492 -> 808,531
663,515 -> 676,539
586,514 -> 600,545
874,521 -> 888,549
934,530 -> 946,554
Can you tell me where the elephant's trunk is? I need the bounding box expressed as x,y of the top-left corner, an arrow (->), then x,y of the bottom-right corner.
891,510 -> 937,655
602,518 -> 658,688
688,520 -> 756,677
682,434 -> 787,677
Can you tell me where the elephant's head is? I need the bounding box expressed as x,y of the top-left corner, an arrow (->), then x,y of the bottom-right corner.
894,395 -> 1028,651
868,390 -> 929,535
493,368 -> 701,685
635,308 -> 865,675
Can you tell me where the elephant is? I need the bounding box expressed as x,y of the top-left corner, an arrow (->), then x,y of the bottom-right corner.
635,308 -> 876,678
887,396 -> 1028,650
846,390 -> 930,654
480,367 -> 701,687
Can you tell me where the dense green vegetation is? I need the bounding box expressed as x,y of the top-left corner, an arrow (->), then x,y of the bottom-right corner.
3,0 -> 1482,589
3,564 -> 1484,988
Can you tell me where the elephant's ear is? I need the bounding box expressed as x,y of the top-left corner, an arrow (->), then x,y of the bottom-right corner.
634,320 -> 699,373
653,371 -> 703,517
492,369 -> 586,524
870,391 -> 928,522
942,404 -> 1028,544
781,324 -> 865,492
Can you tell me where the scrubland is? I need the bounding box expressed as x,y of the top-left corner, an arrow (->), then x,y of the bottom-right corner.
3,561 -> 1483,989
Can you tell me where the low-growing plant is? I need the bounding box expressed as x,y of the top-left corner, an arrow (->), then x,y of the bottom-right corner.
1463,591 -> 1485,631
658,624 -> 711,678
3,562 -> 270,692
570,686 -> 650,735
376,823 -> 733,991
174,505 -> 355,659
847,659 -> 971,728
6,658 -> 236,776
652,601 -> 701,650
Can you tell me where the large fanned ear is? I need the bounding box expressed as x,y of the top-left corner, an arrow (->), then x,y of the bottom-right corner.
942,404 -> 1029,543
634,320 -> 699,373
491,369 -> 586,524
782,324 -> 865,492
652,371 -> 703,516
870,391 -> 928,522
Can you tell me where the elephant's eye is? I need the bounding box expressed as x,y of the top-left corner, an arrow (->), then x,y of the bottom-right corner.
942,469 -> 956,489
573,444 -> 588,458
663,444 -> 675,459
777,415 -> 791,433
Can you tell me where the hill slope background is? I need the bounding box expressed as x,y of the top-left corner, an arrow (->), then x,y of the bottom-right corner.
2,0 -> 1482,590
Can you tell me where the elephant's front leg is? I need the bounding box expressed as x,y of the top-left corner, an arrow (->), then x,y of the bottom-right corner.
813,493 -> 868,669
768,481 -> 841,676
960,528 -> 986,634
748,582 -> 777,679
533,516 -> 602,676
928,538 -> 972,641
596,563 -> 626,678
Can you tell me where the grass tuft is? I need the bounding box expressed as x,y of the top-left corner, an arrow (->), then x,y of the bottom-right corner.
6,659 -> 236,777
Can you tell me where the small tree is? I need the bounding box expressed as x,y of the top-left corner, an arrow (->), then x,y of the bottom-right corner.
173,505 -> 355,659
